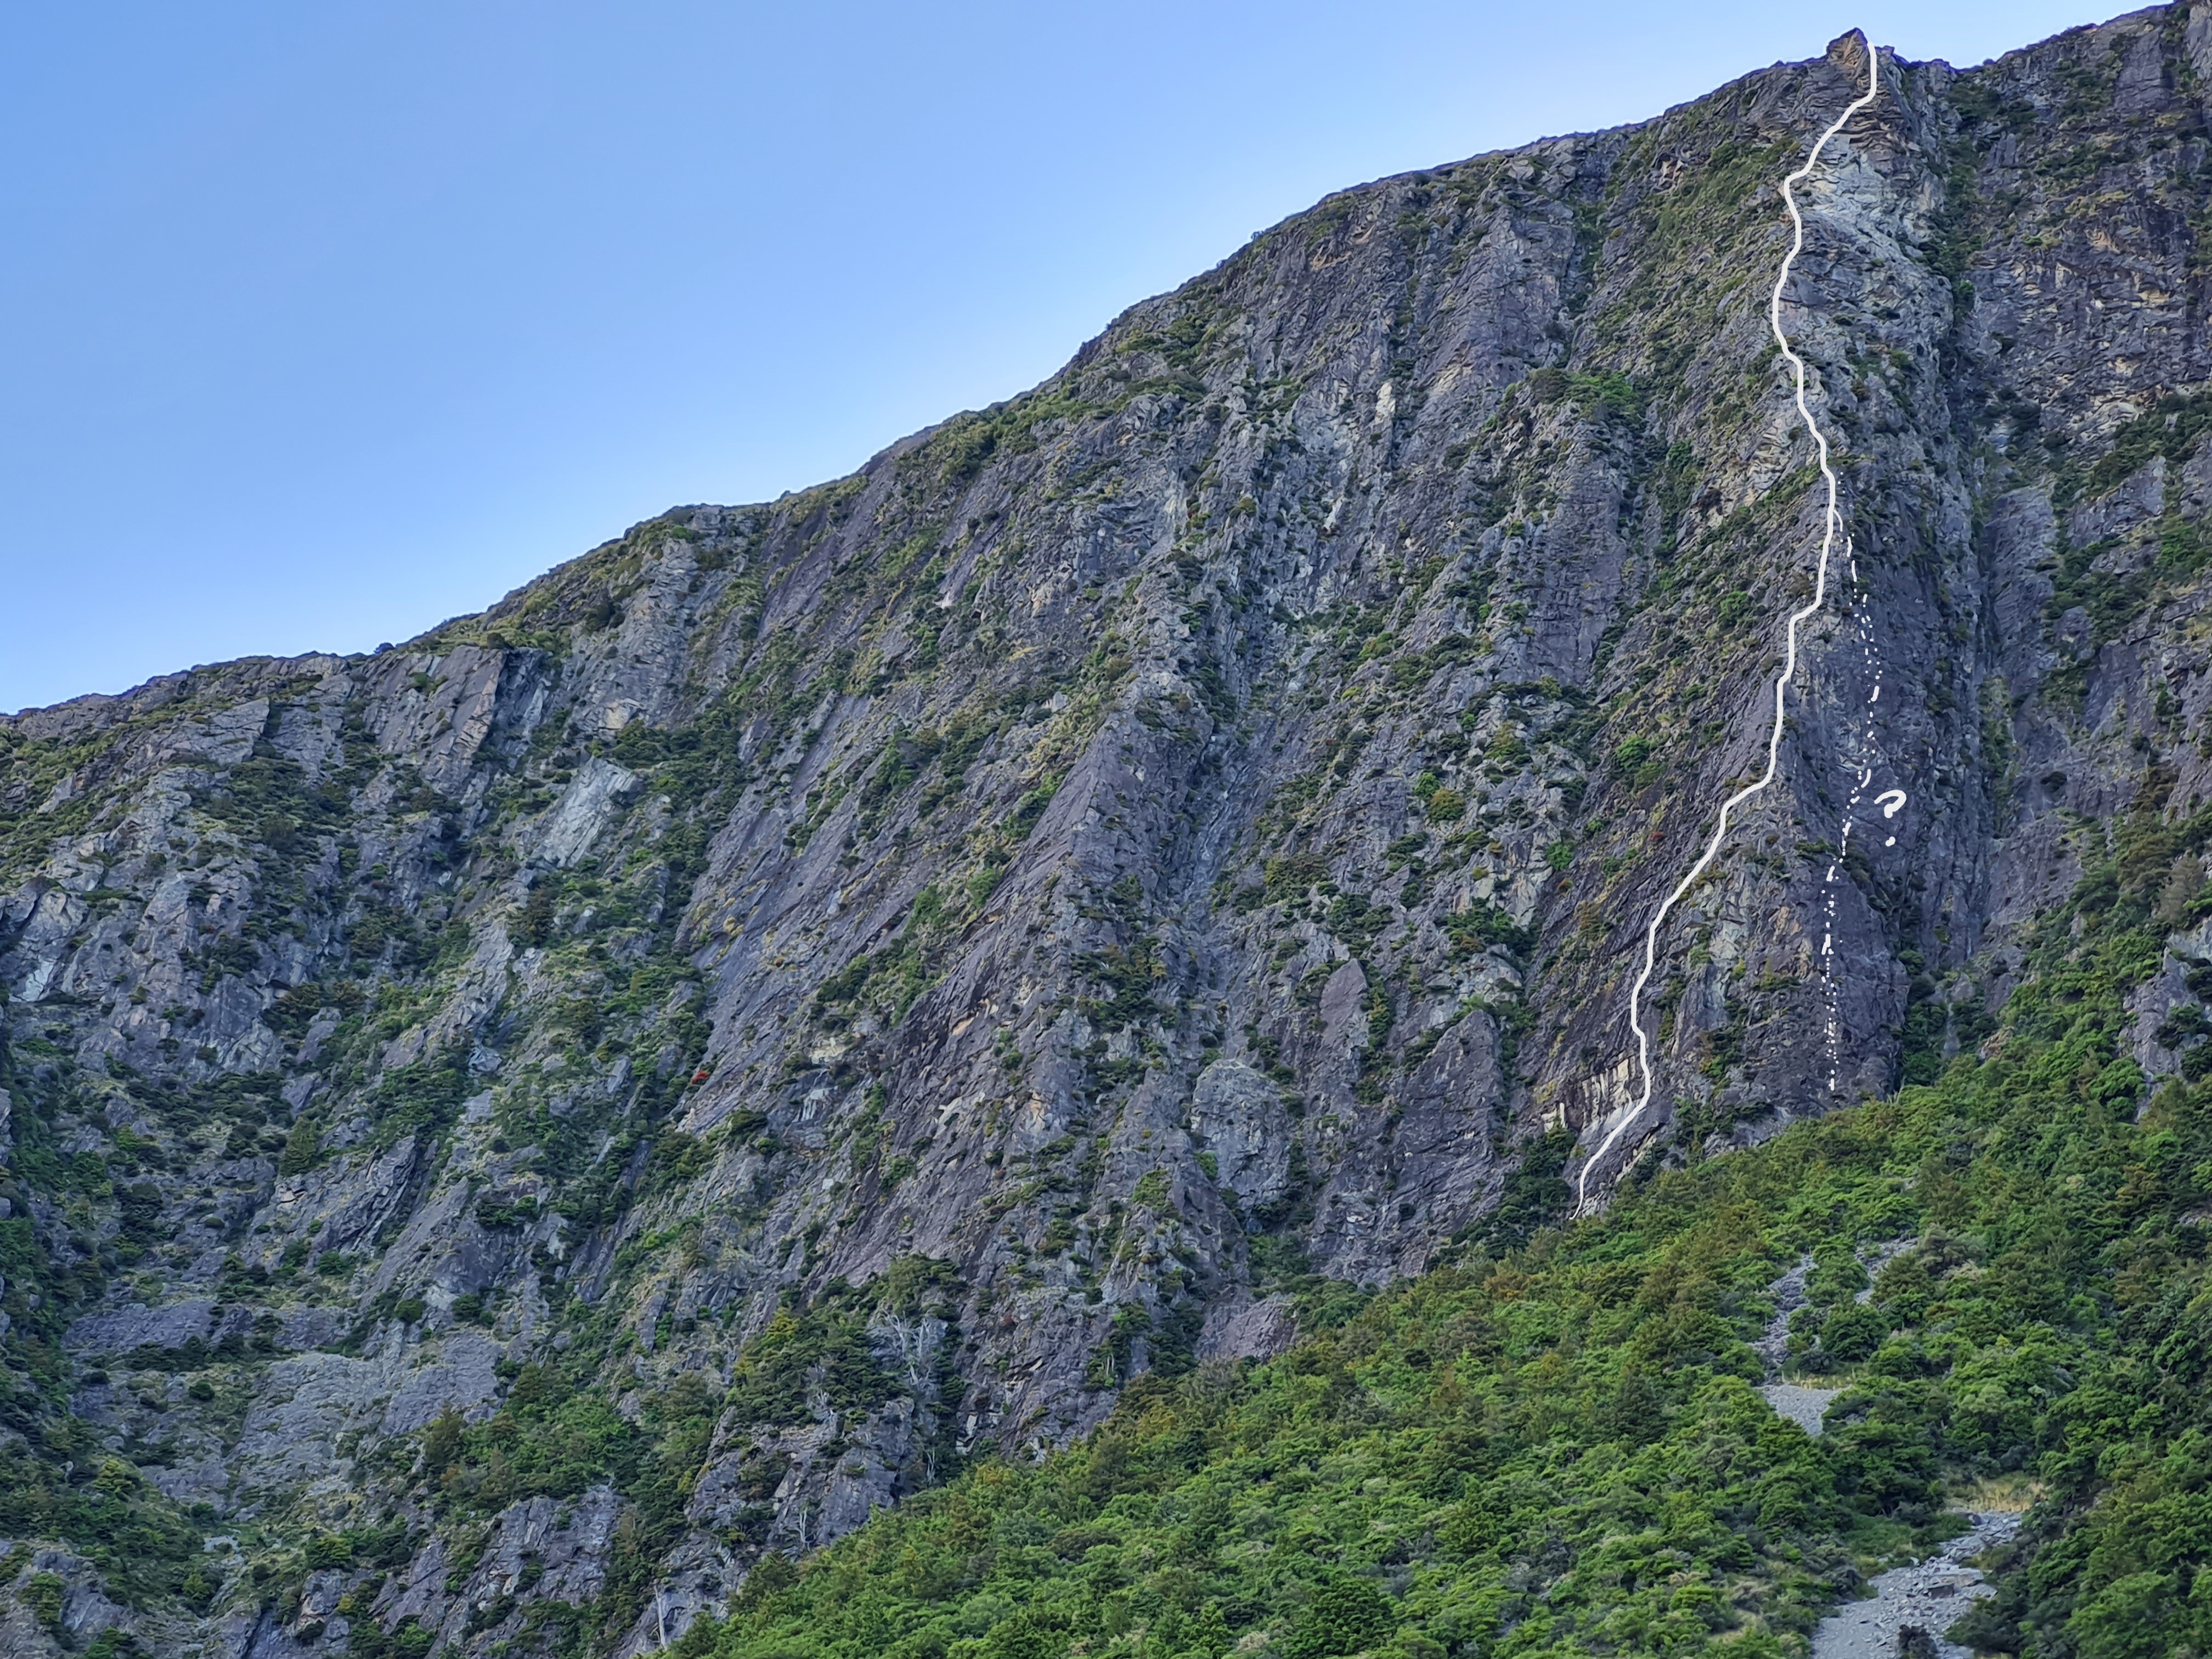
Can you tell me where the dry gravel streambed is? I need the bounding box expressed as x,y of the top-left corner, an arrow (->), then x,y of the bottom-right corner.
1756,1255 -> 2018,1656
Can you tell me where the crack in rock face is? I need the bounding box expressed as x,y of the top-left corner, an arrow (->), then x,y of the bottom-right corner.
1585,26 -> 1886,1211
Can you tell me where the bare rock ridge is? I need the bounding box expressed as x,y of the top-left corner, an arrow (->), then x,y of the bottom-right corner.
8,4 -> 2212,1652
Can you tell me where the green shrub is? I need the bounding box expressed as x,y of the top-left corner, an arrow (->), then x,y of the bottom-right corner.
1282,1578 -> 1396,1659
20,1572 -> 64,1632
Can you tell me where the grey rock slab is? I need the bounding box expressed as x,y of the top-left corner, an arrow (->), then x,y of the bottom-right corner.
1198,1296 -> 1297,1362
532,756 -> 641,867
65,1297 -> 215,1357
377,1331 -> 503,1435
1318,960 -> 1370,1054
231,1351 -> 394,1491
1190,1060 -> 1293,1205
1760,1384 -> 1844,1437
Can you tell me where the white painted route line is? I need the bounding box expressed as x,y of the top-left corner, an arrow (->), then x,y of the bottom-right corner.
1578,42 -> 1882,1209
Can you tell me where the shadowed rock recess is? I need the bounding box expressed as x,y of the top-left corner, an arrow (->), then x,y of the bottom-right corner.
10,8 -> 2212,1654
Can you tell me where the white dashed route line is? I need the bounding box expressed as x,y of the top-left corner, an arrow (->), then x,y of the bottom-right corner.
1578,41 -> 1883,1209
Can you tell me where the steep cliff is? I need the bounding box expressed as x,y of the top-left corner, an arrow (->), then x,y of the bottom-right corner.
7,8 -> 2212,1654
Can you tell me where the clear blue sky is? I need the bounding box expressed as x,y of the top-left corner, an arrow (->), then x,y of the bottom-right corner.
1,1 -> 2101,713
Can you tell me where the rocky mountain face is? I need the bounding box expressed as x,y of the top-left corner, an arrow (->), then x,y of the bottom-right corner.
8,8 -> 2212,1654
